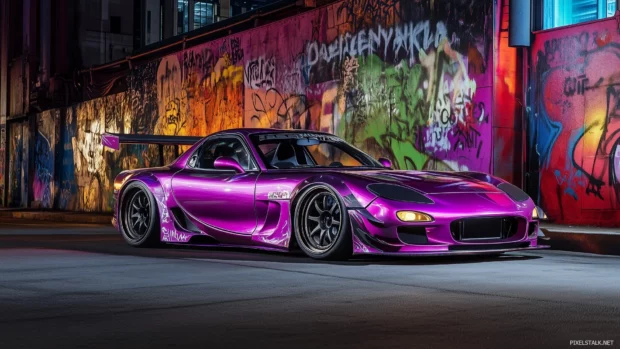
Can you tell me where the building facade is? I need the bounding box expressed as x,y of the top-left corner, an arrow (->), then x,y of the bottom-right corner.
1,0 -> 619,227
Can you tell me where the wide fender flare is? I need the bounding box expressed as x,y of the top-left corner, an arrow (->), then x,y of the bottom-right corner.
118,173 -> 170,225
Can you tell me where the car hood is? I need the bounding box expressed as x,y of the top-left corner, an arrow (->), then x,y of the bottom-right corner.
342,170 -> 502,195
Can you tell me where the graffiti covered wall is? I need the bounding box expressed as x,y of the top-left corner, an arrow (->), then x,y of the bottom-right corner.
33,110 -> 59,208
131,0 -> 495,172
20,0 -> 496,212
8,120 -> 29,208
530,17 -> 620,226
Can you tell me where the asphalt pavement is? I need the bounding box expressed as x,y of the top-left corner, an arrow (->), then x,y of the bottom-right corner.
0,218 -> 618,349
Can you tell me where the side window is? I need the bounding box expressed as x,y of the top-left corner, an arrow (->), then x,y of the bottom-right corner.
306,143 -> 363,167
189,137 -> 256,171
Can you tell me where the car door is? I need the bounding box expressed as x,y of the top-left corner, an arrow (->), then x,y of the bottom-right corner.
170,135 -> 259,235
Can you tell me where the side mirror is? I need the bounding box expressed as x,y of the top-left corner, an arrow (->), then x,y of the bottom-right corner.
378,157 -> 392,169
214,156 -> 245,174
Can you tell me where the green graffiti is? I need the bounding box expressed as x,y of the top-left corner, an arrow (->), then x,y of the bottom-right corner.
337,54 -> 431,170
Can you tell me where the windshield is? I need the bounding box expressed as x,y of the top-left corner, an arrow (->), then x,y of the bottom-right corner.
250,133 -> 382,169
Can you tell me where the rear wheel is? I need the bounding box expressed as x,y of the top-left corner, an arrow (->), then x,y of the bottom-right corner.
294,186 -> 352,260
120,182 -> 160,247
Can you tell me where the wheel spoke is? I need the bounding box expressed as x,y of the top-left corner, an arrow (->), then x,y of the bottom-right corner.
323,230 -> 330,245
131,212 -> 141,219
308,215 -> 320,223
313,233 -> 321,245
309,225 -> 321,236
322,195 -> 327,211
330,226 -> 338,237
314,200 -> 323,214
332,219 -> 340,226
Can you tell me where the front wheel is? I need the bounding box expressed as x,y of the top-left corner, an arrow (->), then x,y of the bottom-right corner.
119,182 -> 160,247
294,186 -> 352,260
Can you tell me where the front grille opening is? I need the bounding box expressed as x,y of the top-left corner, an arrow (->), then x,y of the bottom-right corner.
528,222 -> 538,237
397,226 -> 428,245
450,217 -> 520,241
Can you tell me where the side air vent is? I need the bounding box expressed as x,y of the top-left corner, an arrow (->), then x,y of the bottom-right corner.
170,207 -> 201,233
188,235 -> 219,245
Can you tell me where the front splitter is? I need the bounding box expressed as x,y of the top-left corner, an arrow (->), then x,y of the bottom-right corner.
354,245 -> 550,257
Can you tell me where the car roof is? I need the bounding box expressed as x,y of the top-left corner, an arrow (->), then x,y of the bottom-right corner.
213,128 -> 337,137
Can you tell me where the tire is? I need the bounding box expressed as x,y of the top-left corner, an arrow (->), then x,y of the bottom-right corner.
119,181 -> 160,247
294,185 -> 352,260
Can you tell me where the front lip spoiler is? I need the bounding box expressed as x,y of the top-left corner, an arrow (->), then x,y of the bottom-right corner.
356,245 -> 550,257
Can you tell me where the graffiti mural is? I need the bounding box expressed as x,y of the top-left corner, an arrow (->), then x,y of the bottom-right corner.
244,0 -> 493,172
70,94 -> 133,211
19,0 -> 496,212
33,110 -> 59,208
530,17 -> 620,226
8,121 -> 29,208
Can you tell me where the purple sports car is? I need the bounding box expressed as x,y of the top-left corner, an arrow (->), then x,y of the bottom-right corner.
105,128 -> 548,260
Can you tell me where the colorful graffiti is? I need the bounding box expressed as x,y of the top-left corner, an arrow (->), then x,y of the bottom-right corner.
9,0 -> 496,212
530,17 -> 620,226
33,110 -> 59,208
8,121 -> 29,208
243,0 -> 493,172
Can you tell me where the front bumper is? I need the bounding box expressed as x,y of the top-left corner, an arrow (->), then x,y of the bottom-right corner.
350,193 -> 545,255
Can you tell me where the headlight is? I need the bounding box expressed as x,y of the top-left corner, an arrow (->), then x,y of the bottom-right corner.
532,206 -> 548,220
367,183 -> 434,204
497,182 -> 530,202
396,211 -> 434,222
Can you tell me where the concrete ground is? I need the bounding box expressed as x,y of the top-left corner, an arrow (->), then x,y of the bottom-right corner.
0,219 -> 619,349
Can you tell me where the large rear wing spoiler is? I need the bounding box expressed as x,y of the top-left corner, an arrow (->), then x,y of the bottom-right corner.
102,133 -> 203,165
102,133 -> 203,150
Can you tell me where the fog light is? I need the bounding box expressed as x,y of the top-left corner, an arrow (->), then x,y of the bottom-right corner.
532,206 -> 548,220
396,211 -> 433,222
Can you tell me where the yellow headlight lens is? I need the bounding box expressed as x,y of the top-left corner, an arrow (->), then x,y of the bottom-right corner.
396,211 -> 433,222
532,207 -> 539,219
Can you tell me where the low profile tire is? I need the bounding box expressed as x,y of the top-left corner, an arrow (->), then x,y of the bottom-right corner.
294,185 -> 352,260
119,182 -> 160,247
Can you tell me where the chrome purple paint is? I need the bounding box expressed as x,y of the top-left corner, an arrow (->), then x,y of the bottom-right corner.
378,157 -> 392,168
214,156 -> 246,173
102,133 -> 120,150
111,128 -> 548,256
